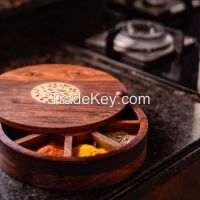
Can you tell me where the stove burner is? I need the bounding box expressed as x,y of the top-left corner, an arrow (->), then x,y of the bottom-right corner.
144,0 -> 168,7
123,20 -> 165,40
114,20 -> 174,52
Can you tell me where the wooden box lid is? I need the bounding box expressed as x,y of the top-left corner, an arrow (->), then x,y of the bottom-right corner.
0,64 -> 127,134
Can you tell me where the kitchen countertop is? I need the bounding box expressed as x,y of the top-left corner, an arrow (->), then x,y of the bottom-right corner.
0,31 -> 200,199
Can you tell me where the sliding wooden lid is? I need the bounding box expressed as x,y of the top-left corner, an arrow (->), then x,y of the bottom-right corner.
0,64 -> 127,134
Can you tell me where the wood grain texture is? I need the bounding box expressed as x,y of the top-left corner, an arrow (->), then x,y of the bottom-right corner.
14,134 -> 47,149
0,64 -> 127,134
143,161 -> 200,200
103,119 -> 140,133
0,94 -> 148,190
0,136 -> 146,190
64,136 -> 72,157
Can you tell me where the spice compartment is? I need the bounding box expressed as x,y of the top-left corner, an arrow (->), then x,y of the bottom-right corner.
0,104 -> 148,190
2,104 -> 141,158
0,64 -> 148,190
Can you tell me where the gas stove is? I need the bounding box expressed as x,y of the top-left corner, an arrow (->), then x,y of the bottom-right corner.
192,0 -> 200,8
110,0 -> 186,18
133,0 -> 186,17
86,20 -> 196,67
110,0 -> 200,24
85,19 -> 199,94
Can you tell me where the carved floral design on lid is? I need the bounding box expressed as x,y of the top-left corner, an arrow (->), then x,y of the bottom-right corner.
31,82 -> 80,104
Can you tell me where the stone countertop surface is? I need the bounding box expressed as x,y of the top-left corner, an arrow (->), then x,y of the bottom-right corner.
0,38 -> 200,200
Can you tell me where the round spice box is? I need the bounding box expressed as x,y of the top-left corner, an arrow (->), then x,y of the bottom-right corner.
0,64 -> 148,190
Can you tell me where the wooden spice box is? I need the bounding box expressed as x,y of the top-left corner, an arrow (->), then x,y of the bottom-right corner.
0,64 -> 148,190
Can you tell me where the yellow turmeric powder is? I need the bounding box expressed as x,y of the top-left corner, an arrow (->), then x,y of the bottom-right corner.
37,143 -> 107,157
37,143 -> 64,157
73,144 -> 107,157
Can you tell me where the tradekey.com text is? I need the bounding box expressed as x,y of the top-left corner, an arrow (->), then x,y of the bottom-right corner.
51,92 -> 151,107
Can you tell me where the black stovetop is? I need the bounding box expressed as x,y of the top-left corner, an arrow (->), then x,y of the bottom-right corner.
85,5 -> 200,95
